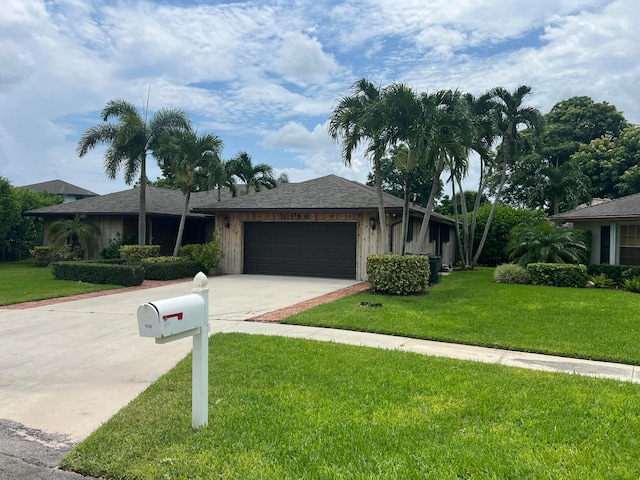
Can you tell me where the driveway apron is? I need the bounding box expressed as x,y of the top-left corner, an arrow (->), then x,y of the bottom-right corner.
0,275 -> 360,442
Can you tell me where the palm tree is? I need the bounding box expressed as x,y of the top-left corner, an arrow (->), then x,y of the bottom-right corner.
457,92 -> 498,268
228,151 -> 276,194
329,78 -> 391,253
506,221 -> 589,266
154,127 -> 223,255
472,85 -> 543,267
415,90 -> 475,253
47,215 -> 101,259
77,99 -> 190,245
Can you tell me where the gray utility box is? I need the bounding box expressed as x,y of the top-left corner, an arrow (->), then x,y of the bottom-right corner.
137,294 -> 206,340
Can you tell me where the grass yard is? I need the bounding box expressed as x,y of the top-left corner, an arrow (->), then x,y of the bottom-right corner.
0,259 -> 120,305
283,268 -> 640,365
62,334 -> 640,479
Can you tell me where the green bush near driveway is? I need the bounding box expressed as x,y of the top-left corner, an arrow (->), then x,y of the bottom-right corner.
141,257 -> 205,280
119,245 -> 161,259
366,254 -> 429,295
51,261 -> 144,287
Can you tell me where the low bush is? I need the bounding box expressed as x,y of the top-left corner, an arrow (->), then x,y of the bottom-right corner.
623,276 -> 640,293
366,254 -> 429,295
141,258 -> 205,280
179,232 -> 223,270
119,245 -> 161,260
587,273 -> 615,289
30,246 -> 81,266
493,264 -> 531,284
526,263 -> 588,288
587,264 -> 640,286
51,262 -> 144,287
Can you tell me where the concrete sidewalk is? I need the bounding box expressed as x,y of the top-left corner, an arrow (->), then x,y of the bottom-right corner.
219,321 -> 640,384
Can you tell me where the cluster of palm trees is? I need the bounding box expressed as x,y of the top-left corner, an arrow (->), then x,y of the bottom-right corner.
329,79 -> 542,269
77,99 -> 279,254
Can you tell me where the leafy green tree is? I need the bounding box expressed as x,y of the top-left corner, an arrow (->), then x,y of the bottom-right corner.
329,78 -> 390,252
436,191 -> 488,217
571,125 -> 640,199
154,127 -> 223,255
472,205 -> 545,266
501,96 -> 628,210
0,177 -> 21,256
228,151 -> 276,194
506,221 -> 589,266
77,99 -> 190,245
47,214 -> 101,259
277,173 -> 290,184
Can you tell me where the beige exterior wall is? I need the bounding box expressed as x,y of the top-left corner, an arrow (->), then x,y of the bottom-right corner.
218,212 -> 455,280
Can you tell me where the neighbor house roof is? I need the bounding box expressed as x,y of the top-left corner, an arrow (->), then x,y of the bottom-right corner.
24,186 -> 220,218
192,174 -> 455,225
550,192 -> 640,222
20,179 -> 98,197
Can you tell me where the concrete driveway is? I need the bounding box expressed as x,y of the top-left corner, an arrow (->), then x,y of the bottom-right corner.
0,274 -> 359,442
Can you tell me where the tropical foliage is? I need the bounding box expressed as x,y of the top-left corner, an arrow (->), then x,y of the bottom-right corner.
506,221 -> 589,267
228,151 -> 276,194
77,99 -> 190,245
154,127 -> 223,255
47,215 -> 101,259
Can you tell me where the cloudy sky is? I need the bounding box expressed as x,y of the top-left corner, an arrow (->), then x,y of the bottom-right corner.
1,0 -> 638,195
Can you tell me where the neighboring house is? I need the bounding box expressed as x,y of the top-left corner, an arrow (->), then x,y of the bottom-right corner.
550,193 -> 640,265
24,186 -> 220,256
21,179 -> 98,203
192,174 -> 456,281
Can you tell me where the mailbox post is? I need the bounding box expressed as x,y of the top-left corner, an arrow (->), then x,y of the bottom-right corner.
136,272 -> 210,430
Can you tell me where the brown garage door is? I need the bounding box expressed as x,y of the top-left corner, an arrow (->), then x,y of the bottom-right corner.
244,222 -> 357,279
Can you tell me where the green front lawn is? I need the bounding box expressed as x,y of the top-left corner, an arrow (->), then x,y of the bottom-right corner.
0,260 -> 120,305
62,334 -> 640,479
284,268 -> 640,365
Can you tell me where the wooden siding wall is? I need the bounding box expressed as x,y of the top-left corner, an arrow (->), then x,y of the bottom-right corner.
218,212 -> 382,281
390,217 -> 456,267
42,216 -> 123,258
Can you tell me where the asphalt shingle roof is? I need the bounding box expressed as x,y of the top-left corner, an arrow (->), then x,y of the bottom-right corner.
193,174 -> 453,224
24,186 -> 217,218
20,179 -> 98,197
24,175 -> 454,225
550,192 -> 640,221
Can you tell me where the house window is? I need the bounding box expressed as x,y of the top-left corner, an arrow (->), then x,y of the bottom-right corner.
619,225 -> 640,265
600,225 -> 610,264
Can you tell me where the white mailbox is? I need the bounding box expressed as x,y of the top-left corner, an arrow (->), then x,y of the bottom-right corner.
135,272 -> 211,430
137,293 -> 206,341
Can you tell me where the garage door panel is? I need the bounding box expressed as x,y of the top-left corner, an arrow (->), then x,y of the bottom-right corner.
244,222 -> 356,279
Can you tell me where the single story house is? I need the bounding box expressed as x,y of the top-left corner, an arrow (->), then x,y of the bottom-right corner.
192,174 -> 456,281
21,179 -> 98,203
550,193 -> 640,265
24,186 -> 219,256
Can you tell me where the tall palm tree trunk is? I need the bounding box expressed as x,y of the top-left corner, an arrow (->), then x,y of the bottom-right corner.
401,169 -> 412,255
471,143 -> 510,268
416,153 -> 447,253
173,188 -> 191,256
139,153 -> 147,245
455,177 -> 470,267
374,158 -> 389,254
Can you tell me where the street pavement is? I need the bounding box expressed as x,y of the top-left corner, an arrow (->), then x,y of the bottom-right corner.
1,274 -> 638,479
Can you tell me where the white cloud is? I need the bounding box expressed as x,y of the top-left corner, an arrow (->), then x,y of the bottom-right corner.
271,32 -> 339,85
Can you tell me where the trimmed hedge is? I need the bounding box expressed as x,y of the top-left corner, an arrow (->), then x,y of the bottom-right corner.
526,263 -> 588,288
119,245 -> 161,259
51,262 -> 144,287
587,264 -> 640,287
141,258 -> 205,280
366,254 -> 430,295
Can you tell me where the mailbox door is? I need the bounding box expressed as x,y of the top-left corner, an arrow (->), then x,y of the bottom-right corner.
137,303 -> 162,338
